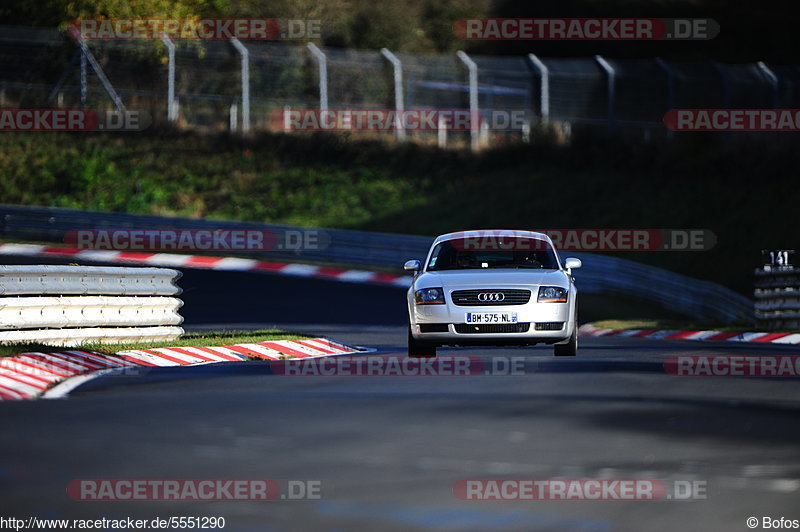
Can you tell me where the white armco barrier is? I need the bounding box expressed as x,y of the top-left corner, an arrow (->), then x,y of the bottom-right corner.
0,265 -> 182,296
0,296 -> 183,329
0,265 -> 184,346
0,326 -> 184,346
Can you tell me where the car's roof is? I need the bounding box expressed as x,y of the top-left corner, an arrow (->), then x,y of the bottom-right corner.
433,230 -> 553,246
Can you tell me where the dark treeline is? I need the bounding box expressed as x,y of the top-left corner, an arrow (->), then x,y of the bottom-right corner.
0,0 -> 795,63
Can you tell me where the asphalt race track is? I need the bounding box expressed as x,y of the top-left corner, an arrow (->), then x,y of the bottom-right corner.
1,257 -> 799,532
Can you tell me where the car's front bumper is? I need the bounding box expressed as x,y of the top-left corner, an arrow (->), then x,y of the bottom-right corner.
408,300 -> 575,346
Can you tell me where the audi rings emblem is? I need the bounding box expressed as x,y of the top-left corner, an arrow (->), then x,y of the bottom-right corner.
478,292 -> 505,302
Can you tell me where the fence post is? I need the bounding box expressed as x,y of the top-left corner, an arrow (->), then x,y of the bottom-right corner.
456,50 -> 479,151
757,61 -> 780,108
283,105 -> 292,131
160,34 -> 177,123
380,48 -> 405,142
594,55 -> 615,133
479,120 -> 489,147
528,54 -> 549,124
46,50 -> 80,107
438,114 -> 447,148
79,46 -> 87,108
77,40 -> 126,112
307,43 -> 328,111
230,38 -> 250,135
230,102 -> 238,132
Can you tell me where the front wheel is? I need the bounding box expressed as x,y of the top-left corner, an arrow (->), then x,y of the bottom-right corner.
408,325 -> 436,358
554,328 -> 577,357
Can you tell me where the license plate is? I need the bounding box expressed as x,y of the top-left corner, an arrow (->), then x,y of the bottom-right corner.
465,312 -> 518,324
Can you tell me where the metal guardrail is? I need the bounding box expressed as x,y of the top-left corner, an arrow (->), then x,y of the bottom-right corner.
569,251 -> 753,324
0,203 -> 429,268
0,296 -> 182,329
0,263 -> 184,346
0,326 -> 183,346
0,264 -> 182,296
0,204 -> 753,324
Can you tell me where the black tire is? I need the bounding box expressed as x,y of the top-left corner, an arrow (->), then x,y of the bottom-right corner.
554,328 -> 577,357
408,325 -> 436,358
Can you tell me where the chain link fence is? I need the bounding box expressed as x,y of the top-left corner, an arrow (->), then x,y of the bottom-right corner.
2,24 -> 800,147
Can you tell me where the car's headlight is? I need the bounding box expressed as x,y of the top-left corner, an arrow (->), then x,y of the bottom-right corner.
414,287 -> 445,305
538,286 -> 568,303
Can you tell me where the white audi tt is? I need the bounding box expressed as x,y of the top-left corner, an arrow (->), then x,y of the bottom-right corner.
405,230 -> 581,357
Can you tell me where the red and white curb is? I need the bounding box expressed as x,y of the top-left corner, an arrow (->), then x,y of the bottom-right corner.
0,338 -> 362,401
579,323 -> 800,344
0,243 -> 411,287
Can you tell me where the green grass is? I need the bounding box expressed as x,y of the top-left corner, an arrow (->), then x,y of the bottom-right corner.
0,329 -> 309,358
591,319 -> 800,334
1,128 -> 796,297
592,319 -> 712,331
578,294 -> 702,325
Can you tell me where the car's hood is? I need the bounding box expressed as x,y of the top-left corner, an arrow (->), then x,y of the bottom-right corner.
415,269 -> 569,289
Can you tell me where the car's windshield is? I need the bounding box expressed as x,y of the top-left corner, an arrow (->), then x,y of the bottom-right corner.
427,238 -> 559,271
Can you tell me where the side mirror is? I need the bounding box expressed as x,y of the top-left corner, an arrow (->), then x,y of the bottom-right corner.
404,259 -> 421,272
564,258 -> 582,269
564,258 -> 582,274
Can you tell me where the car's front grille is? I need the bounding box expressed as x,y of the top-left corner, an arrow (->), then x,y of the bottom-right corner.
535,322 -> 565,331
419,324 -> 449,333
454,323 -> 531,334
451,289 -> 531,306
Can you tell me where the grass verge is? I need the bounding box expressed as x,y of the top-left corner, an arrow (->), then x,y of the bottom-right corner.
1,129 -> 797,296
590,319 -> 799,334
0,329 -> 310,358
